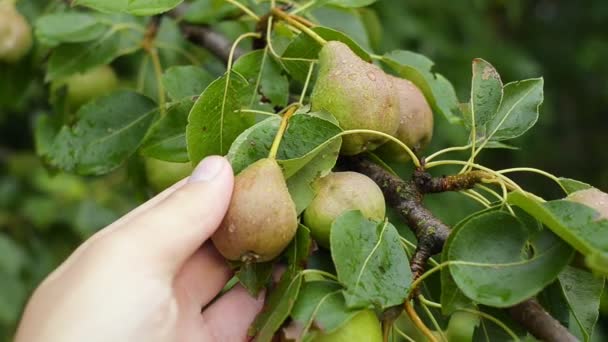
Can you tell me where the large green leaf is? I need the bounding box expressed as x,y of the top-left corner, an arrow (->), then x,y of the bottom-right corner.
382,50 -> 461,123
484,78 -> 544,142
73,0 -> 184,16
558,266 -> 604,341
469,58 -> 503,136
226,117 -> 280,175
35,12 -> 107,46
140,99 -> 195,162
508,190 -> 608,275
161,66 -> 214,101
183,0 -> 237,24
331,211 -> 411,309
233,49 -> 290,108
48,91 -> 158,175
186,71 -> 254,164
446,210 -> 573,307
236,262 -> 273,297
46,15 -> 144,81
289,281 -> 358,339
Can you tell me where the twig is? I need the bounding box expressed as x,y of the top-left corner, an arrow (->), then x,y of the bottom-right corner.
180,24 -> 245,63
508,299 -> 578,342
414,169 -> 491,194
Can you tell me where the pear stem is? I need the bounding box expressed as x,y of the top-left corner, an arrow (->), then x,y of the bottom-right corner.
268,104 -> 299,159
271,8 -> 327,46
404,300 -> 437,342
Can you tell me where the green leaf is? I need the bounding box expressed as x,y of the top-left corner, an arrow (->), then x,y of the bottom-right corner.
485,78 -> 544,142
469,58 -> 503,134
46,15 -> 144,81
186,71 -> 254,164
331,211 -> 411,309
446,210 -> 573,307
312,5 -> 372,51
140,99 -> 195,162
282,26 -> 371,83
290,281 -> 358,339
0,234 -> 27,276
253,272 -> 304,342
227,117 -> 280,175
236,262 -> 273,296
0,271 -> 27,325
324,0 -> 378,8
558,266 -> 604,341
184,0 -> 238,24
286,225 -> 313,277
73,0 -> 184,16
559,178 -> 592,195
162,66 -> 215,101
233,49 -> 290,107
49,91 -> 158,175
35,12 -> 107,46
508,191 -> 608,275
382,50 -> 461,123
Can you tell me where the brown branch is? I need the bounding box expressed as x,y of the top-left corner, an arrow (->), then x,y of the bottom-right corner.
509,299 -> 578,342
180,24 -> 245,63
414,169 -> 491,194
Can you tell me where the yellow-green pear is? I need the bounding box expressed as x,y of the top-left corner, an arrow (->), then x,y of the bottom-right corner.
303,172 -> 385,248
212,158 -> 298,262
377,75 -> 434,161
312,309 -> 382,342
311,41 -> 399,155
64,65 -> 119,109
145,158 -> 194,192
0,2 -> 32,63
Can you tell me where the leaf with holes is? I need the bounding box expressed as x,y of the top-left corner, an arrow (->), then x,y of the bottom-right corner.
331,211 -> 411,309
446,210 -> 573,307
469,58 -> 503,137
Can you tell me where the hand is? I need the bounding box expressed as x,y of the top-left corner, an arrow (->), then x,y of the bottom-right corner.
15,156 -> 264,342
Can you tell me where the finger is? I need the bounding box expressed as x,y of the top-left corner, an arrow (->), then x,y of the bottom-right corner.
43,178 -> 190,284
201,285 -> 265,341
174,243 -> 232,309
110,156 -> 234,273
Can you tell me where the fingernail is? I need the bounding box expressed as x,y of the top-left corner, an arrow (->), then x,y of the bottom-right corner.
188,156 -> 226,183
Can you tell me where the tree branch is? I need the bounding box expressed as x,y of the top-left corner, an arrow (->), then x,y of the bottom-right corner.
414,169 -> 491,194
180,24 -> 245,63
509,299 -> 578,342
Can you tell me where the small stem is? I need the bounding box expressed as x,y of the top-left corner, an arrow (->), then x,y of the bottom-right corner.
425,144 -> 472,163
271,7 -> 327,45
419,299 -> 447,341
393,324 -> 417,342
418,295 -> 442,309
300,269 -> 339,281
459,308 -> 521,341
404,300 -> 437,342
239,109 -> 279,116
268,105 -> 299,159
289,0 -> 316,14
148,48 -> 166,116
461,190 -> 491,208
497,167 -> 568,194
341,129 -> 421,167
225,0 -> 260,21
299,61 -> 315,104
476,184 -> 504,203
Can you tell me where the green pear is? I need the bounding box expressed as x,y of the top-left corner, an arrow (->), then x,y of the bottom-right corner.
212,158 -> 298,262
446,311 -> 479,342
311,41 -> 399,155
568,188 -> 608,220
376,75 -> 434,161
0,2 -> 32,63
303,172 -> 385,248
312,309 -> 382,342
145,158 -> 194,192
63,65 -> 119,109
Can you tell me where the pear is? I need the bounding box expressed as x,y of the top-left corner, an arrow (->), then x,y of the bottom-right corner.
303,172 -> 385,248
376,75 -> 434,161
568,188 -> 608,220
212,158 -> 298,262
0,2 -> 32,63
311,41 -> 399,155
63,65 -> 119,109
145,158 -> 193,192
312,309 -> 382,342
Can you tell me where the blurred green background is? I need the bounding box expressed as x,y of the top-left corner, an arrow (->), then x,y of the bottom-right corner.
1,0 -> 607,340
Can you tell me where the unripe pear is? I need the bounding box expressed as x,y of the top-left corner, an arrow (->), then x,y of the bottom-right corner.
64,65 -> 119,109
568,188 -> 608,220
376,76 -> 434,161
303,172 -> 385,248
311,41 -> 399,155
145,158 -> 193,192
212,158 -> 298,262
0,2 -> 33,63
446,311 -> 479,342
312,309 -> 382,342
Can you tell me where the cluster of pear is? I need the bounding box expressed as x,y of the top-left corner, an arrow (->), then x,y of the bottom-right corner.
311,41 -> 433,158
0,2 -> 33,63
211,41 -> 433,272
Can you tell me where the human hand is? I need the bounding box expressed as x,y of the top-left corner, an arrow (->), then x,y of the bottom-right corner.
15,156 -> 265,342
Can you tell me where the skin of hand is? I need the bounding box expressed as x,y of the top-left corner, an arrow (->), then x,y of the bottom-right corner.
15,156 -> 265,342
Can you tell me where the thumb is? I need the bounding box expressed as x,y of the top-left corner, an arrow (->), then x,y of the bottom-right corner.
115,156 -> 234,273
